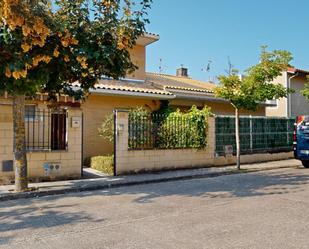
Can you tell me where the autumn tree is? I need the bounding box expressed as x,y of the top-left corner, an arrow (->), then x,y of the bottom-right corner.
215,47 -> 293,170
0,0 -> 152,191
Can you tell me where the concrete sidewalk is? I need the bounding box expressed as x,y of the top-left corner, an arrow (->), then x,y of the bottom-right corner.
0,159 -> 302,201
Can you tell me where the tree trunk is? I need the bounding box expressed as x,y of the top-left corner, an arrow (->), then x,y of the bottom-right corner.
235,108 -> 241,170
12,94 -> 28,191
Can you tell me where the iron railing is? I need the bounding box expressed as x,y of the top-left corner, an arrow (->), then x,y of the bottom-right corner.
215,116 -> 295,156
25,109 -> 67,151
128,113 -> 208,150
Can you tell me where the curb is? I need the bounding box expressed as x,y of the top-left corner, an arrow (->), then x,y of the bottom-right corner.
0,165 -> 300,202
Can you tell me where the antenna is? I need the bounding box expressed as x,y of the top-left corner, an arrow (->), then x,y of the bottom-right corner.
201,60 -> 213,81
158,58 -> 167,74
201,60 -> 212,73
225,56 -> 234,75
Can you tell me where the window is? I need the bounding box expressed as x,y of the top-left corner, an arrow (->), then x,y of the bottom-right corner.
25,105 -> 36,120
266,99 -> 278,108
25,109 -> 68,151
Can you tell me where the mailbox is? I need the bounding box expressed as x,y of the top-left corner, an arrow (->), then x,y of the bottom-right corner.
71,117 -> 81,128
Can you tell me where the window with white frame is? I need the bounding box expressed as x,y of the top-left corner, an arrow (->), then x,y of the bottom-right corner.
266,99 -> 278,107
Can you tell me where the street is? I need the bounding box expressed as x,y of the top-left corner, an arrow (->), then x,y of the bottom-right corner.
1,167 -> 309,249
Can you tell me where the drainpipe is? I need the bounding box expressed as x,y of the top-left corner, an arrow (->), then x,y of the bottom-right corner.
287,71 -> 298,117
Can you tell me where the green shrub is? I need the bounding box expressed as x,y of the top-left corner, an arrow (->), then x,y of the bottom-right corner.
158,105 -> 211,149
128,107 -> 151,148
98,113 -> 114,142
99,107 -> 150,144
90,155 -> 114,175
128,105 -> 212,149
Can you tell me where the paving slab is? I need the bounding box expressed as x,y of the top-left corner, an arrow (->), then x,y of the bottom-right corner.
0,159 -> 302,201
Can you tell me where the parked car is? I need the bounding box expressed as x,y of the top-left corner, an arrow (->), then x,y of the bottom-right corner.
294,115 -> 309,168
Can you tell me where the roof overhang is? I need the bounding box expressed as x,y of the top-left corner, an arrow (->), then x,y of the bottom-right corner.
168,89 -> 227,102
169,89 -> 275,107
90,88 -> 174,100
136,32 -> 159,46
287,67 -> 309,75
260,101 -> 278,107
72,78 -> 173,100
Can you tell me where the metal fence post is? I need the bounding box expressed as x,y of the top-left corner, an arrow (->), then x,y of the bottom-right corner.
214,116 -> 217,157
286,118 -> 289,146
113,110 -> 117,176
250,115 -> 253,152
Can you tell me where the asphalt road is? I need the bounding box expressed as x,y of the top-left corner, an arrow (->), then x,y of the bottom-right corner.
1,167 -> 309,249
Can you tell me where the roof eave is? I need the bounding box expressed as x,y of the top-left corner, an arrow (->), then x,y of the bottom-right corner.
287,67 -> 309,75
170,91 -> 227,103
136,32 -> 160,46
89,88 -> 175,100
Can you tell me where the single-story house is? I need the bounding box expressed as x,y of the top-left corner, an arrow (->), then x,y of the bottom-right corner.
80,33 -> 268,159
81,67 -> 267,159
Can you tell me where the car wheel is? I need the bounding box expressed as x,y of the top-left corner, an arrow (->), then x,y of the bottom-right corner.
302,161 -> 309,168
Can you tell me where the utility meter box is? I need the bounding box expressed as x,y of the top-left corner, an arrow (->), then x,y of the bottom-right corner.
71,117 -> 81,128
224,145 -> 233,156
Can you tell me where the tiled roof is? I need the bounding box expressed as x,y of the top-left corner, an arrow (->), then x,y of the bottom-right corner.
287,67 -> 309,74
144,31 -> 160,38
73,78 -> 172,96
146,72 -> 215,93
72,72 -> 217,99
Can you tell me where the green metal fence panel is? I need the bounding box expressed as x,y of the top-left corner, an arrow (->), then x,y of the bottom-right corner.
215,116 -> 295,156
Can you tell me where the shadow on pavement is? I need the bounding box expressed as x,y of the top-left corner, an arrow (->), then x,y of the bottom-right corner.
97,168 -> 309,203
1,167 -> 309,245
0,202 -> 104,245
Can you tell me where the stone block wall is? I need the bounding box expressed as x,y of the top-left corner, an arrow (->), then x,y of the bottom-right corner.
0,102 -> 82,184
114,110 -> 293,175
115,110 -> 216,175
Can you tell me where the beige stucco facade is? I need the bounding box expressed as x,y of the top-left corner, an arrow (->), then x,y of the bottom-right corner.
170,99 -> 265,116
81,94 -> 161,159
82,94 -> 266,159
266,71 -> 309,117
128,45 -> 146,80
290,75 -> 309,116
265,73 -> 288,117
0,98 -> 82,184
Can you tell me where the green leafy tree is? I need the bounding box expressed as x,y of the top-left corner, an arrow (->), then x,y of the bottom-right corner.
0,0 -> 152,191
301,80 -> 309,101
98,113 -> 115,142
215,46 -> 293,170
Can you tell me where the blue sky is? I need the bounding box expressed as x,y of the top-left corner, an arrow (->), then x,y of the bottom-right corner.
145,0 -> 309,82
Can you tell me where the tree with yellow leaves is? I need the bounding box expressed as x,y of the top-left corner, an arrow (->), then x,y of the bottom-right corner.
0,0 -> 152,191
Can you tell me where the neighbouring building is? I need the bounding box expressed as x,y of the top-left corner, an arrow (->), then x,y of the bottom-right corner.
266,67 -> 309,117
